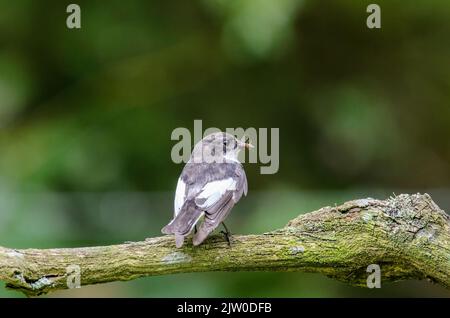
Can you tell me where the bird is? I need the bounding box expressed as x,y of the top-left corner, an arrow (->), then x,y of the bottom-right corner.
162,132 -> 252,248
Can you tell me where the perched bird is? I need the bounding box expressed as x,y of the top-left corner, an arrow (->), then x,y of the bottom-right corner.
162,132 -> 252,248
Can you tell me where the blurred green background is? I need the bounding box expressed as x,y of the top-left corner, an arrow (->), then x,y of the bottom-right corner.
0,0 -> 449,297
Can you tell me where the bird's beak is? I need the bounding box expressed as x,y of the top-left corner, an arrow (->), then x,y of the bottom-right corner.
239,136 -> 254,149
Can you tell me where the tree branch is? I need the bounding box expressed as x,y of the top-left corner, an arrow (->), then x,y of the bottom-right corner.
1,193 -> 449,296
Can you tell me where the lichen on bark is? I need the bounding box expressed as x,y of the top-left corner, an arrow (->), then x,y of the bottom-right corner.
0,193 -> 448,296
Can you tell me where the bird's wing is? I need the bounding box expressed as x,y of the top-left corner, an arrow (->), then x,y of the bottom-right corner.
193,193 -> 235,246
194,178 -> 237,210
234,166 -> 248,201
192,169 -> 247,246
173,177 -> 186,217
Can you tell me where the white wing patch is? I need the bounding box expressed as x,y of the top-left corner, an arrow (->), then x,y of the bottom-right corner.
190,212 -> 204,232
196,178 -> 236,209
174,178 -> 186,216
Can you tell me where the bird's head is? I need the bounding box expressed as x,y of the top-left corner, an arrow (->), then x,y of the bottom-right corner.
191,132 -> 253,163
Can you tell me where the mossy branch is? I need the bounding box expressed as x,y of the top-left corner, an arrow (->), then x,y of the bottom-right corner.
1,193 -> 449,296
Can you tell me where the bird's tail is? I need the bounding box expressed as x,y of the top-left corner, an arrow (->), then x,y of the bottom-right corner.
161,201 -> 203,248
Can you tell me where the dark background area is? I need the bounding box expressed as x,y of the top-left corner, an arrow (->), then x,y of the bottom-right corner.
0,0 -> 449,297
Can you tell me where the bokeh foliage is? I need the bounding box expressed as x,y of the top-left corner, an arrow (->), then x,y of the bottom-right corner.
0,0 -> 449,297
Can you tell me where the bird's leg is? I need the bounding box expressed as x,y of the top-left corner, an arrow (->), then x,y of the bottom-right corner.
194,225 -> 198,234
220,222 -> 231,246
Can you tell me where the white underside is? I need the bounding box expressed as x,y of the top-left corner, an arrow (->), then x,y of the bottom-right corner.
174,178 -> 186,216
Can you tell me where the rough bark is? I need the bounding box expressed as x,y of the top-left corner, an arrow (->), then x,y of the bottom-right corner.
0,193 -> 449,297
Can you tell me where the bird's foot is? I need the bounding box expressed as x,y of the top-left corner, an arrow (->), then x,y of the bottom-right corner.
220,222 -> 232,247
220,230 -> 232,247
